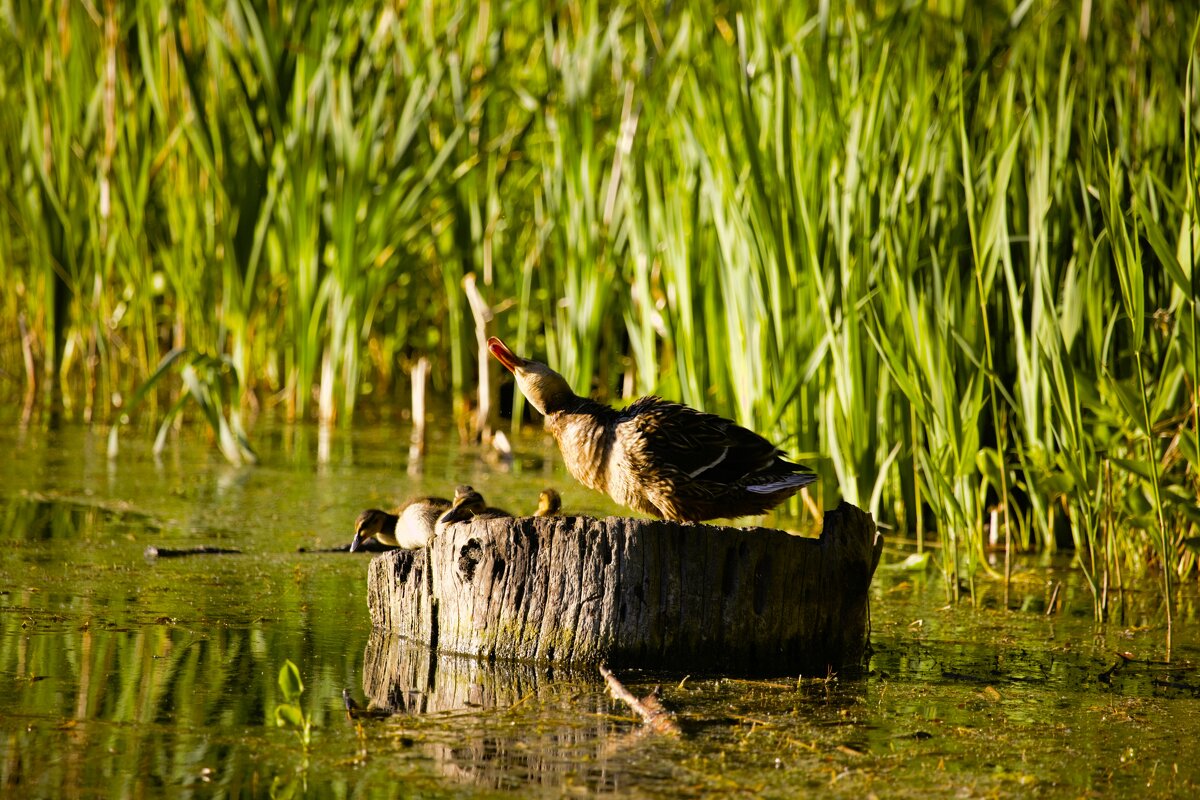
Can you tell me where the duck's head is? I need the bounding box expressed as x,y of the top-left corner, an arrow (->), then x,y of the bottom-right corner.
487,337 -> 577,415
438,485 -> 488,525
351,508 -> 389,552
536,488 -> 562,516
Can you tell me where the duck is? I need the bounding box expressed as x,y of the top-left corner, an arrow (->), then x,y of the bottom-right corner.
349,496 -> 451,551
342,688 -> 392,720
535,487 -> 562,517
437,485 -> 511,524
487,336 -> 816,522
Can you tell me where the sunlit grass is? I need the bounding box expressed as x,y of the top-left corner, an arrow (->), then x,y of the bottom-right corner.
2,1 -> 1198,614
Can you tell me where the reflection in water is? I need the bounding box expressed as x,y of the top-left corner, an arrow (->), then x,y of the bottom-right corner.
2,623 -> 280,796
363,629 -> 583,714
0,483 -> 376,796
360,631 -> 628,793
1,422 -> 1200,798
1,493 -> 160,543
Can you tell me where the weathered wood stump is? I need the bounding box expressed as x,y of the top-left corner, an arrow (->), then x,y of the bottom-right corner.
366,502 -> 882,674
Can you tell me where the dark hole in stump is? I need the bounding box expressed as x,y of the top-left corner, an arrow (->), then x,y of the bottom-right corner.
598,533 -> 612,565
396,554 -> 414,585
492,557 -> 506,580
458,539 -> 483,582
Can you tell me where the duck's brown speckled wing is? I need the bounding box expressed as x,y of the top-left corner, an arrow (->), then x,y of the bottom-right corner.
618,397 -> 805,520
623,398 -> 780,475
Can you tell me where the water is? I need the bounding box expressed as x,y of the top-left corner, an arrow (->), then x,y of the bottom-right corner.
1,420 -> 1198,798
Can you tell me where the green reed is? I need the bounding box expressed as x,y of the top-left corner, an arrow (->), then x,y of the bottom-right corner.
2,1 -> 1198,607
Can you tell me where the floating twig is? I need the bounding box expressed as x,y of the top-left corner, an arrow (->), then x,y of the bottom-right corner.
599,664 -> 680,736
297,539 -> 391,554
144,545 -> 242,559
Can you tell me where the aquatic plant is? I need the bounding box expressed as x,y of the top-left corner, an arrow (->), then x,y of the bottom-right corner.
2,1 -> 1198,611
274,659 -> 313,751
108,347 -> 257,465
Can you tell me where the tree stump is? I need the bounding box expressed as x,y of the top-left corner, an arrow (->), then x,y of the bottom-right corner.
366,502 -> 883,674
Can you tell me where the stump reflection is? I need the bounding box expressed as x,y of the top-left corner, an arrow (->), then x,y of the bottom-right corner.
361,630 -> 623,793
362,628 -> 583,714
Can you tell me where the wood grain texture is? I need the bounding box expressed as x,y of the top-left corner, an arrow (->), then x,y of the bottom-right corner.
366,502 -> 882,674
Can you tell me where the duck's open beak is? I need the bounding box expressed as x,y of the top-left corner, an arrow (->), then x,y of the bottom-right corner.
487,337 -> 524,372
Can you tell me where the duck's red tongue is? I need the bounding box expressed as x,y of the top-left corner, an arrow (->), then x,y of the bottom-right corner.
487,337 -> 522,372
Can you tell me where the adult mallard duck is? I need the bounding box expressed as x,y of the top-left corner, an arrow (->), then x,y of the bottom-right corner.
488,337 -> 816,522
437,485 -> 511,524
349,496 -> 451,551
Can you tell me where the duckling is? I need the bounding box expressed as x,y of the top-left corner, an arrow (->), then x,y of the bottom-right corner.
488,336 -> 816,522
437,485 -> 511,525
535,487 -> 562,517
349,496 -> 451,552
342,688 -> 392,720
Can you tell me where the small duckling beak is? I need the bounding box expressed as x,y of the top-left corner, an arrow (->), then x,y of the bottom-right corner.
438,504 -> 472,525
439,488 -> 485,525
487,337 -> 525,373
350,510 -> 376,552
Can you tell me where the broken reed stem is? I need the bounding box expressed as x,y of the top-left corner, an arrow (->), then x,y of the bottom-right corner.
1046,581 -> 1062,616
463,273 -> 496,445
408,356 -> 429,473
18,313 -> 35,422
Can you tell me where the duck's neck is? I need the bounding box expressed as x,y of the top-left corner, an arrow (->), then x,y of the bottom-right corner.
544,397 -> 619,492
372,512 -> 401,548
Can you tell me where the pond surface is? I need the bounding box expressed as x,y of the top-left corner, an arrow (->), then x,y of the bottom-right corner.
1,419 -> 1198,798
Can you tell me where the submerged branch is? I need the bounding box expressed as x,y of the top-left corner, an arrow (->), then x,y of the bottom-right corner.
600,664 -> 680,736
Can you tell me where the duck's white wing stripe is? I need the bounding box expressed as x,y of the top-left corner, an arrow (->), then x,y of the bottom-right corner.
687,447 -> 729,478
746,473 -> 817,493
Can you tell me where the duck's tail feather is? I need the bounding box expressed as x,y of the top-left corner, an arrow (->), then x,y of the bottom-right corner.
745,472 -> 817,494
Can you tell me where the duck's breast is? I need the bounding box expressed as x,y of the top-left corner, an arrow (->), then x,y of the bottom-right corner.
603,419 -> 667,516
548,414 -> 608,492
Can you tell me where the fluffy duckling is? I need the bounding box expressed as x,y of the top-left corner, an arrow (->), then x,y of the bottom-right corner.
349,496 -> 451,552
535,488 -> 562,517
488,337 -> 816,522
437,485 -> 511,525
